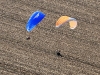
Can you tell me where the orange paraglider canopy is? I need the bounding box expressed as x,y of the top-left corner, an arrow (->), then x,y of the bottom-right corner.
56,16 -> 77,29
56,16 -> 70,27
69,20 -> 77,29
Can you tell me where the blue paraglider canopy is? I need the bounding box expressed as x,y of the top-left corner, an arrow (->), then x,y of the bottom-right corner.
26,10 -> 45,32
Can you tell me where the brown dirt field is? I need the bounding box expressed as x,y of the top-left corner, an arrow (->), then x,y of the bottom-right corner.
0,0 -> 100,75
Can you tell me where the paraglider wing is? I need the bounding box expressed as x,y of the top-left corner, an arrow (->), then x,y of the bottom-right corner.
69,19 -> 77,29
56,16 -> 70,27
56,16 -> 77,29
26,11 -> 45,32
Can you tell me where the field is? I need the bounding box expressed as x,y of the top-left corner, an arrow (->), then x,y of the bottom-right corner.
0,0 -> 100,75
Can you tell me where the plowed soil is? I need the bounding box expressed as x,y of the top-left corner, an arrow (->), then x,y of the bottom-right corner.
0,0 -> 100,75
